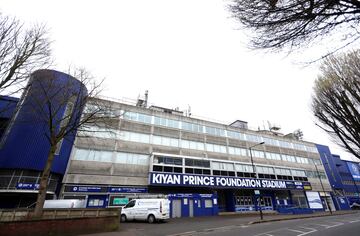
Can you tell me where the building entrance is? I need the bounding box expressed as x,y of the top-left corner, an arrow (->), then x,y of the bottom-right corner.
261,196 -> 273,210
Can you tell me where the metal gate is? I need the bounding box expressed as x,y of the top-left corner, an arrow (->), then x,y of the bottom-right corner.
172,199 -> 182,218
189,199 -> 194,217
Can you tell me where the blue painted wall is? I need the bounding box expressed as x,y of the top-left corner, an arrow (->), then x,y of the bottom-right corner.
316,144 -> 359,209
0,96 -> 18,119
0,69 -> 87,174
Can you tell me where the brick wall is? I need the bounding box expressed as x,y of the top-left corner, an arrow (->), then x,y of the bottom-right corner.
0,216 -> 119,236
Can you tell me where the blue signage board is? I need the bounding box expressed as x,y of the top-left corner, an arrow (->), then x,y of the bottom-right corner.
149,172 -> 309,190
16,183 -> 39,190
347,162 -> 360,181
108,187 -> 148,193
70,186 -> 103,192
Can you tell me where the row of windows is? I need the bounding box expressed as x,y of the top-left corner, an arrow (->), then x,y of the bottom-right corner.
153,156 -> 307,179
73,149 -> 149,166
306,170 -> 327,179
85,127 -> 321,166
121,111 -> 318,153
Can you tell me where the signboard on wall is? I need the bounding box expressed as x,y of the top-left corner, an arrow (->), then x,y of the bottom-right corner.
108,187 -> 148,193
306,191 -> 323,209
347,162 -> 360,181
16,183 -> 39,190
149,172 -> 311,190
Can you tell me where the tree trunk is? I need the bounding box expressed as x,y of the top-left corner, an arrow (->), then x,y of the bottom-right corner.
33,144 -> 57,218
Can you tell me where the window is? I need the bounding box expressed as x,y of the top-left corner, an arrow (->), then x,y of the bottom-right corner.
115,152 -> 149,165
154,156 -> 182,165
181,122 -> 203,133
235,164 -> 254,173
296,156 -> 309,164
279,140 -> 292,149
282,154 -> 296,163
228,147 -> 248,156
293,143 -> 307,151
153,135 -> 179,147
227,131 -> 246,140
181,139 -> 205,151
252,150 -> 265,158
119,131 -> 150,143
73,149 -> 113,163
212,162 -> 234,171
205,126 -> 225,136
263,137 -> 279,146
275,168 -> 291,176
246,134 -> 262,143
291,170 -> 306,177
124,112 -> 152,124
205,199 -> 213,208
266,152 -> 281,160
185,159 -> 210,168
206,143 -> 227,153
124,200 -> 135,208
257,166 -> 275,174
154,117 -> 180,129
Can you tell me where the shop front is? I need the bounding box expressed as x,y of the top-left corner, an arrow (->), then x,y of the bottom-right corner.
149,172 -> 313,214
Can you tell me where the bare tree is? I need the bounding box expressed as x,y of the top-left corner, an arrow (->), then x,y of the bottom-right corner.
312,50 -> 360,160
19,68 -> 114,217
0,13 -> 51,96
229,1 -> 360,57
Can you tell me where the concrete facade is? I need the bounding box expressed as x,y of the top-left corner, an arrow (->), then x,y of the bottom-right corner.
61,98 -> 334,213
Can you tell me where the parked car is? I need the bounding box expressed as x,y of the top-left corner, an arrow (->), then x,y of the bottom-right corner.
121,198 -> 170,223
350,202 -> 360,210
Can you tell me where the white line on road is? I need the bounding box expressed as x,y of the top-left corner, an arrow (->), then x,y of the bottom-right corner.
311,223 -> 331,227
349,219 -> 360,223
166,231 -> 197,236
296,227 -> 317,236
324,221 -> 344,229
287,229 -> 307,233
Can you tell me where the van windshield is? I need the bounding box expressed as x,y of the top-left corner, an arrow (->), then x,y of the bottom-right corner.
124,200 -> 135,208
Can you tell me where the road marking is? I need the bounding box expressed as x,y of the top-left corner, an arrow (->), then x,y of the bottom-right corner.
298,226 -> 316,231
287,229 -> 307,233
295,226 -> 317,236
253,227 -> 289,236
166,231 -> 197,236
349,219 -> 360,223
323,221 -> 344,228
311,223 -> 331,227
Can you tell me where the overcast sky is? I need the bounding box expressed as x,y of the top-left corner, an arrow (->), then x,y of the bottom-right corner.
1,0 -> 357,161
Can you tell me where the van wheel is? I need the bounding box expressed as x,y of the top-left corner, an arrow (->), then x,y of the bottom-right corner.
121,214 -> 127,222
147,214 -> 155,223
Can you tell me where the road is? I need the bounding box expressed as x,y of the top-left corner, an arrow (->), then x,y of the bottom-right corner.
173,213 -> 360,236
83,212 -> 360,236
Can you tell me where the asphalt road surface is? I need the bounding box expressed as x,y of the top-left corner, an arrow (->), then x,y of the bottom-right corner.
169,213 -> 360,236
84,212 -> 360,236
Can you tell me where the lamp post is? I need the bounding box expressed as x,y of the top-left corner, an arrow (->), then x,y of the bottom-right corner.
314,164 -> 333,215
249,141 -> 265,220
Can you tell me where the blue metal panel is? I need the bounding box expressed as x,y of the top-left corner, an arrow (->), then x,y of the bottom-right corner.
0,69 -> 87,174
315,145 -> 343,189
0,96 -> 18,119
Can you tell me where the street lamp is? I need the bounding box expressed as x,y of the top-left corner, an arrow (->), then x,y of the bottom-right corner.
248,141 -> 265,220
314,164 -> 333,215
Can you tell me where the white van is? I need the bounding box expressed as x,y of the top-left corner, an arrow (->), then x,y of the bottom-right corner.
121,198 -> 170,223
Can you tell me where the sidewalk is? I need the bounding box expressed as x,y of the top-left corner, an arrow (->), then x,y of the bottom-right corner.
192,209 -> 358,225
